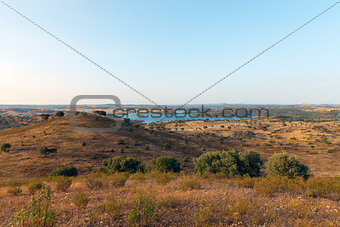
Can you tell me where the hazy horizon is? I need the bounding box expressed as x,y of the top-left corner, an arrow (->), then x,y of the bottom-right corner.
1,0 -> 340,105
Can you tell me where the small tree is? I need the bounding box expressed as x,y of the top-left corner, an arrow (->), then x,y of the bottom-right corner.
55,111 -> 65,117
1,143 -> 11,153
265,152 -> 311,179
40,147 -> 57,157
147,157 -> 181,173
41,114 -> 51,121
164,143 -> 171,150
93,110 -> 107,116
124,118 -> 131,125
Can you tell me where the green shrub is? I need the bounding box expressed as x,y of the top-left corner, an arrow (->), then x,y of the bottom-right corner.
194,150 -> 263,177
11,185 -> 55,226
41,114 -> 51,121
238,151 -> 263,177
164,143 -> 171,150
1,143 -> 11,153
265,152 -> 311,179
55,111 -> 65,117
49,166 -> 78,177
99,156 -> 144,174
147,157 -> 181,173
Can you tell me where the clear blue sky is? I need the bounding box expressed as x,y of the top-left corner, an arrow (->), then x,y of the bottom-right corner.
0,0 -> 339,105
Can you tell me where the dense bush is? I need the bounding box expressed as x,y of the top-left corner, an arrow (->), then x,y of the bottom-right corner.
55,111 -> 65,117
49,166 -> 78,177
100,156 -> 144,174
238,151 -> 263,177
164,143 -> 171,150
146,157 -> 181,173
194,150 -> 263,177
1,143 -> 11,153
41,114 -> 51,121
93,110 -> 106,116
265,152 -> 311,179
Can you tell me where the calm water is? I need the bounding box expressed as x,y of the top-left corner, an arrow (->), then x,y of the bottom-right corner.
121,115 -> 258,123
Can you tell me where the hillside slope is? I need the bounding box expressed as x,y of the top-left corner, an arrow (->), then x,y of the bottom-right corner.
0,114 -> 339,182
0,114 -> 239,181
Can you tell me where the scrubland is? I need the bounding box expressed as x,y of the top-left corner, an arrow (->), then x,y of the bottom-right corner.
1,172 -> 339,226
0,110 -> 339,226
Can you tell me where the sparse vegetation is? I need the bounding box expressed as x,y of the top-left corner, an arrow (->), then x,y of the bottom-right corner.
11,185 -> 55,226
102,196 -> 123,219
0,108 -> 339,225
55,177 -> 72,192
127,191 -> 155,226
72,192 -> 90,211
111,172 -> 130,187
7,187 -> 22,196
27,181 -> 43,194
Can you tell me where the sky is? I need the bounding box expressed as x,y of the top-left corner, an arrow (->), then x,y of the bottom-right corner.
0,0 -> 339,105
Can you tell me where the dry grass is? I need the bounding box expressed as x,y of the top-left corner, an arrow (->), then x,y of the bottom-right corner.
0,109 -> 339,225
1,173 -> 339,226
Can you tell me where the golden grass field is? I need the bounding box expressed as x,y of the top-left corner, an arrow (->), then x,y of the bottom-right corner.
0,112 -> 339,226
0,172 -> 339,226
